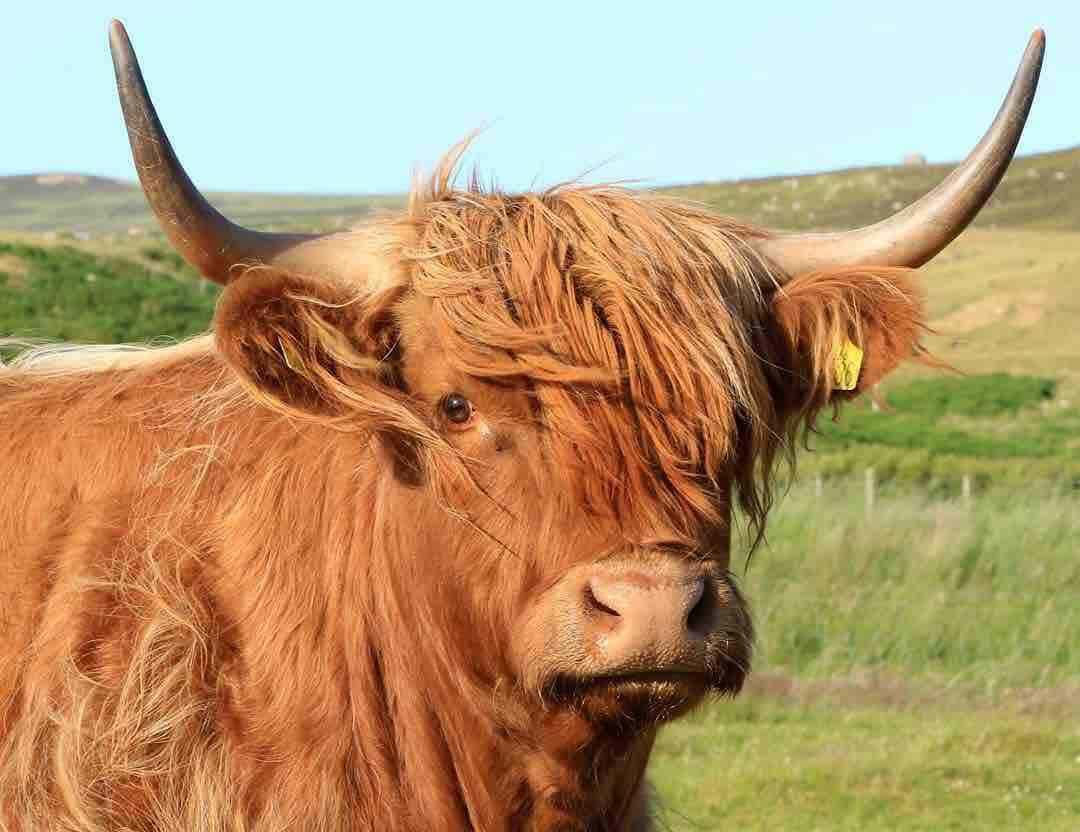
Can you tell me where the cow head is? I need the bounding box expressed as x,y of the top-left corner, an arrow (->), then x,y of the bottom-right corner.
108,23 -> 1042,731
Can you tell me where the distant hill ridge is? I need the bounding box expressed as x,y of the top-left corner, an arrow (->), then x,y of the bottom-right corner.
3,144 -> 1079,235
1,173 -> 129,189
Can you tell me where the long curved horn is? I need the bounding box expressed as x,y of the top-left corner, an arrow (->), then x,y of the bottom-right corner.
109,20 -> 363,284
753,30 -> 1045,277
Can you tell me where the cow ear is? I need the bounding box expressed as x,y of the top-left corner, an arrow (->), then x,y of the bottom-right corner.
214,267 -> 404,415
767,267 -> 928,419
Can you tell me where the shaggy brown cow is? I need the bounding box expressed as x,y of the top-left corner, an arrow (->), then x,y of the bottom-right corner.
0,22 -> 1043,831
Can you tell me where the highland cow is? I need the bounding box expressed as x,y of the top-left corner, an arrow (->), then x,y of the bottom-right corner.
0,22 -> 1043,832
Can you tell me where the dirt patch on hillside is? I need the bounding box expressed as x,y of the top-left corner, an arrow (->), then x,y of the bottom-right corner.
0,254 -> 29,285
745,670 -> 1079,717
934,296 -> 1009,333
1012,290 -> 1048,326
35,174 -> 89,187
933,291 -> 1047,333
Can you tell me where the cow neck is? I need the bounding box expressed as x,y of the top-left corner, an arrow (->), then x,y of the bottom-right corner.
505,707 -> 657,831
352,621 -> 658,830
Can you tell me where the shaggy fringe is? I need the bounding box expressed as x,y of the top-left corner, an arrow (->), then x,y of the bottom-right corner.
400,142 -> 790,545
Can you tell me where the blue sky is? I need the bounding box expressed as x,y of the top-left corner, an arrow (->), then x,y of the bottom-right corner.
4,2 -> 1077,194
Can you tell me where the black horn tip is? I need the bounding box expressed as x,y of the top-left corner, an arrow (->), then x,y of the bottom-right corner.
108,20 -> 139,81
1024,29 -> 1046,76
108,19 -> 130,51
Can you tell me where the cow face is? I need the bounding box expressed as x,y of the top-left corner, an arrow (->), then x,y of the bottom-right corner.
210,187 -> 928,726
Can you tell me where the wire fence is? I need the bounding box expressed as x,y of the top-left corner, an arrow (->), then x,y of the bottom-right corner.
811,468 -> 994,516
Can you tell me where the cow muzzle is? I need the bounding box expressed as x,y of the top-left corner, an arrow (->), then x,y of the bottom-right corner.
583,562 -> 712,675
518,553 -> 753,719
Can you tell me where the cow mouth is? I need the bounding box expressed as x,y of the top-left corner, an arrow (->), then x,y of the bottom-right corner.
567,670 -> 707,692
547,667 -> 739,725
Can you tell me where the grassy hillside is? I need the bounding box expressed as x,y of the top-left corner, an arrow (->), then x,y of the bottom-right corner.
805,225 -> 1080,487
0,173 -> 402,235
805,373 -> 1080,488
0,240 -> 218,348
4,145 -> 1080,235
669,144 -> 1080,233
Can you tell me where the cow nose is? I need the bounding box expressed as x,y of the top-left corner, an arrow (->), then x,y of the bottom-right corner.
584,568 -> 710,672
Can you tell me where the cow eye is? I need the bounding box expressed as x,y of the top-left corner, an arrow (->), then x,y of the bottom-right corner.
441,393 -> 474,427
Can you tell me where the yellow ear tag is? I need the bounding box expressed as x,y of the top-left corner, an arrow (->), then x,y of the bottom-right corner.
833,339 -> 864,391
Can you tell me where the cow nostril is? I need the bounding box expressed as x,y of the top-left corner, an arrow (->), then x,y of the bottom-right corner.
684,578 -> 710,636
584,582 -> 621,619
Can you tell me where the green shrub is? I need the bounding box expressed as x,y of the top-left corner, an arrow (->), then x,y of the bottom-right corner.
139,245 -> 191,273
0,242 -> 218,346
883,373 -> 1056,419
807,374 -> 1079,484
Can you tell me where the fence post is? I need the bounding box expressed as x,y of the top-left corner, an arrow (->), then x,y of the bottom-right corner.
865,468 -> 875,517
962,474 -> 972,506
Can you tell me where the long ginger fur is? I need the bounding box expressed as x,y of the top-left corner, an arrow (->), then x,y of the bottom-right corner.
0,147 -> 926,831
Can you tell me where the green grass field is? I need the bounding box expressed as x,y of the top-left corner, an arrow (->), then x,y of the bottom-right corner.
0,240 -> 218,348
651,698 -> 1079,830
803,372 -> 1080,487
649,486 -> 1080,830
2,152 -> 1078,828
738,486 -> 1079,688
